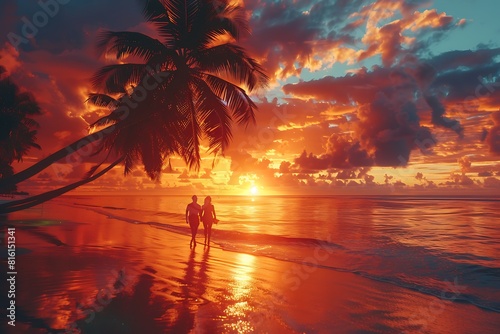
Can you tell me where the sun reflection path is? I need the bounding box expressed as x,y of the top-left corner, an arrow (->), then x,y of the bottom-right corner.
222,253 -> 256,333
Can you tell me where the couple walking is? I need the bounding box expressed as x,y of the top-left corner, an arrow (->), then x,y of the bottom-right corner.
185,195 -> 217,247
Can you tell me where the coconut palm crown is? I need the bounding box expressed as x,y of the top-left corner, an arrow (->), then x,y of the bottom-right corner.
90,0 -> 268,180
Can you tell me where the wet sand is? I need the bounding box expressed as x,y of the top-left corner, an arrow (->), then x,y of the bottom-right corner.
2,200 -> 499,333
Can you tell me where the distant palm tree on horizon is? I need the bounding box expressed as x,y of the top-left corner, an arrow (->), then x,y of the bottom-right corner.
0,0 -> 268,212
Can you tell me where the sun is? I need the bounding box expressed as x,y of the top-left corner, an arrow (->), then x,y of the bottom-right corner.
250,186 -> 259,195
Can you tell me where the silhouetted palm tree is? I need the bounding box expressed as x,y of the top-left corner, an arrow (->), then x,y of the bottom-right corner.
91,0 -> 268,178
0,68 -> 42,193
0,0 -> 267,210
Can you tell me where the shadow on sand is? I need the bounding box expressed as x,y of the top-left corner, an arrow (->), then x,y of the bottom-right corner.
72,247 -> 213,333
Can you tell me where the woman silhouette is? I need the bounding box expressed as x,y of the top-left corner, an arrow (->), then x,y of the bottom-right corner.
201,196 -> 217,246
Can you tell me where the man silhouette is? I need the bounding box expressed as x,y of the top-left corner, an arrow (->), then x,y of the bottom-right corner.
185,195 -> 202,247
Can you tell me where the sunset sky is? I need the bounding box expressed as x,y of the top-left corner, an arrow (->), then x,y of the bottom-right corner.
1,0 -> 499,196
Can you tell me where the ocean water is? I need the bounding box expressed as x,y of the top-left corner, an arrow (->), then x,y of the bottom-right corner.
74,195 -> 500,310
4,194 -> 500,333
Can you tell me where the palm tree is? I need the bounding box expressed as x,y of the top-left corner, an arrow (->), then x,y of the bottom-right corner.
0,69 -> 42,193
0,0 -> 267,210
91,0 -> 268,178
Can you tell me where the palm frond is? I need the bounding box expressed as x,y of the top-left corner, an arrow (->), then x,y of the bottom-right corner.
220,3 -> 250,38
89,107 -> 128,128
90,116 -> 117,129
119,136 -> 140,176
29,143 -> 41,150
203,73 -> 257,125
173,87 -> 201,170
16,92 -> 42,115
138,0 -> 168,21
147,52 -> 176,70
157,0 -> 198,48
191,2 -> 249,48
91,64 -> 147,93
21,117 -> 40,129
163,0 -> 197,31
194,43 -> 269,91
26,130 -> 41,151
140,133 -> 164,180
190,76 -> 232,153
97,31 -> 166,61
156,23 -> 179,48
86,93 -> 119,109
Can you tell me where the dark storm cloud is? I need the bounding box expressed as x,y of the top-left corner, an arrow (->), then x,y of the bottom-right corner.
243,0 -> 370,78
283,45 -> 500,169
424,95 -> 463,136
429,48 -> 500,73
294,133 -> 373,172
432,64 -> 500,103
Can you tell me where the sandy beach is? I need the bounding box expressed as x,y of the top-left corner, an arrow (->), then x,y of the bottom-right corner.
2,196 -> 499,334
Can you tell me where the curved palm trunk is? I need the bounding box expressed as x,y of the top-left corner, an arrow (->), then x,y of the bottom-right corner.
0,157 -> 124,214
0,124 -> 119,192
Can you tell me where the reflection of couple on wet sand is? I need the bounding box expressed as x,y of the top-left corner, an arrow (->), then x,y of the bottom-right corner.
185,195 -> 218,247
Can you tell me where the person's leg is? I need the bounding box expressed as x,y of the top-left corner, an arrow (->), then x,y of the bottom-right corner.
203,222 -> 208,245
207,223 -> 212,245
193,222 -> 198,246
189,220 -> 198,247
190,227 -> 194,247
189,223 -> 194,247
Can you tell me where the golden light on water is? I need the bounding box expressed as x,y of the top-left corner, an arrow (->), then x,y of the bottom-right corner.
231,253 -> 255,299
222,253 -> 256,333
